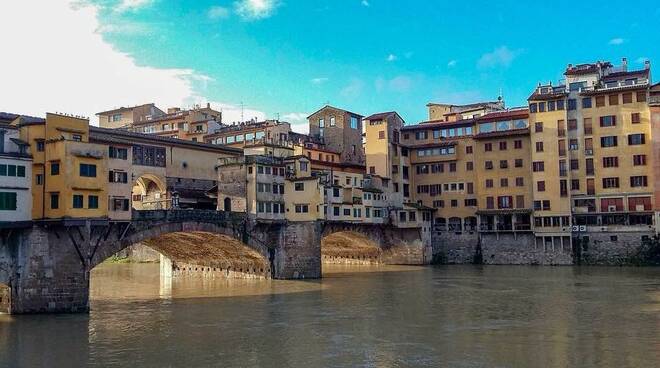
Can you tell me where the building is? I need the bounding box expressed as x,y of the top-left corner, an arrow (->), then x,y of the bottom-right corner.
426,99 -> 505,122
97,103 -> 222,142
18,113 -> 109,220
307,105 -> 365,165
204,119 -> 292,148
96,103 -> 164,129
0,121 -> 32,225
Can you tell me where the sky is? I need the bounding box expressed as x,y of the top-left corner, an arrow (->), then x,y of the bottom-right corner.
1,0 -> 659,133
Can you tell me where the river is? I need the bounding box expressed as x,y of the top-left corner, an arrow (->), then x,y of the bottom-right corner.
1,263 -> 660,367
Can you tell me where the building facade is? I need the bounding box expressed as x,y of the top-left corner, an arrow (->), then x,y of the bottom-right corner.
0,123 -> 32,225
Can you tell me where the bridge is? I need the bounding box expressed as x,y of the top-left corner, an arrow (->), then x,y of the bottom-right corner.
0,210 -> 428,314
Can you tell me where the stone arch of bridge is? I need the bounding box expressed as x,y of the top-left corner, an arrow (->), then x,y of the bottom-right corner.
320,225 -> 383,264
89,222 -> 272,274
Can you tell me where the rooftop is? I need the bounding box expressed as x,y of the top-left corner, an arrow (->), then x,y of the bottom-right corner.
307,105 -> 363,119
96,103 -> 156,116
0,112 -> 46,125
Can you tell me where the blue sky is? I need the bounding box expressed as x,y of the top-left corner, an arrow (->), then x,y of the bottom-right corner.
2,0 -> 659,132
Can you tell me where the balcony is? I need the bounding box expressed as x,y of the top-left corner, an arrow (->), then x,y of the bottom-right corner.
650,95 -> 660,106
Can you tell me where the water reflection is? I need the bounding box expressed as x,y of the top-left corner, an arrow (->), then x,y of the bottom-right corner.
1,264 -> 659,367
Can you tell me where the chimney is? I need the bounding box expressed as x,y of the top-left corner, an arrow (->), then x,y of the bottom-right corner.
207,103 -> 211,109
622,57 -> 628,71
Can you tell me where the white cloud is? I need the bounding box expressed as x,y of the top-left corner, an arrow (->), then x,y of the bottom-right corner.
234,0 -> 279,20
115,0 -> 154,13
0,0 -> 266,125
213,102 -> 266,124
386,54 -> 397,62
608,37 -> 625,45
447,59 -> 457,67
281,113 -> 309,134
477,46 -> 520,69
374,76 -> 413,93
207,5 -> 230,20
96,21 -> 151,35
311,77 -> 329,85
340,79 -> 364,98
361,0 -> 370,6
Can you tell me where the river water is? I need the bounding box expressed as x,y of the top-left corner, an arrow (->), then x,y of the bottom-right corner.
1,263 -> 660,367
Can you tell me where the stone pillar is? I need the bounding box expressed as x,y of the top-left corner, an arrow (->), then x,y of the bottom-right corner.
273,221 -> 321,279
10,227 -> 90,313
159,254 -> 172,299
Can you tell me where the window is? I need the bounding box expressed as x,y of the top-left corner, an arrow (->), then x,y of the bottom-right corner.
557,99 -> 565,110
109,146 -> 128,160
50,162 -> 60,175
486,197 -> 494,209
569,139 -> 578,151
466,162 -> 473,171
532,161 -> 544,172
516,177 -> 524,187
622,92 -> 633,104
485,161 -> 493,170
300,162 -> 308,171
567,99 -> 577,110
415,131 -> 428,140
529,103 -> 537,113
498,196 -> 512,209
595,96 -> 605,107
628,134 -> 645,145
50,193 -> 59,209
513,140 -> 522,149
499,160 -> 508,169
500,178 -> 509,187
486,179 -> 493,188
571,179 -> 580,191
499,141 -> 507,150
295,204 -> 309,213
132,144 -> 166,167
449,163 -> 456,172
484,143 -> 492,152
538,102 -> 546,112
600,136 -> 618,147
534,122 -> 543,132
637,91 -> 647,102
584,118 -> 593,135
603,157 -> 618,168
36,174 -> 43,185
330,117 -> 336,126
570,159 -> 579,170
294,182 -> 304,191
630,176 -> 648,187
537,181 -> 545,192
350,116 -> 359,129
466,145 -> 473,154
535,142 -> 543,152
582,98 -> 592,108
633,155 -> 647,166
72,134 -> 82,142
73,194 -> 84,208
0,192 -> 17,210
602,177 -> 620,189
88,195 -> 99,209
600,115 -> 616,127
378,130 -> 385,140
608,94 -> 619,105
109,171 -> 128,183
36,140 -> 45,152
631,113 -> 641,124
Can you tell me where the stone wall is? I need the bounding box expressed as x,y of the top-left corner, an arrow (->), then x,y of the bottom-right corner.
275,221 -> 321,278
321,254 -> 380,265
172,262 -> 270,279
432,231 -> 479,264
114,243 -> 161,262
481,233 -> 573,265
578,231 -> 654,265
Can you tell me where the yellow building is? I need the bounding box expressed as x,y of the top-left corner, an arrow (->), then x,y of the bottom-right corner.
529,58 -> 653,236
18,113 -> 108,219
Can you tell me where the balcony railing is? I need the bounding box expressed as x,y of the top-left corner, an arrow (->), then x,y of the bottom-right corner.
650,95 -> 660,106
